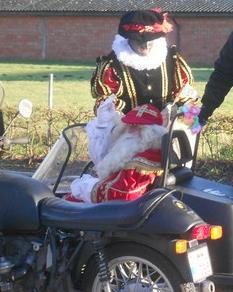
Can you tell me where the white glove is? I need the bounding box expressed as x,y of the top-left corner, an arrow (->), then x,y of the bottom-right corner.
70,174 -> 99,203
85,95 -> 122,165
96,95 -> 117,127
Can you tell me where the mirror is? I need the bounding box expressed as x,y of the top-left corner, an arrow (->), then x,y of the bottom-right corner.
18,99 -> 33,118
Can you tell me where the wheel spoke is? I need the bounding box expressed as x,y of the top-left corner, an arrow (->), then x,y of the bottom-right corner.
117,263 -> 130,282
92,255 -> 175,292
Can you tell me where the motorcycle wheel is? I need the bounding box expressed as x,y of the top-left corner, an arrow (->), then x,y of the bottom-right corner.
82,243 -> 183,292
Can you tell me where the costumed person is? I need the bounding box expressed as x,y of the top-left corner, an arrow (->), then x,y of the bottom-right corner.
198,31 -> 233,125
91,8 -> 196,117
65,104 -> 167,203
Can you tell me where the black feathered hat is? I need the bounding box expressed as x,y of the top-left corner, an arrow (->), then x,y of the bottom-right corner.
118,8 -> 173,42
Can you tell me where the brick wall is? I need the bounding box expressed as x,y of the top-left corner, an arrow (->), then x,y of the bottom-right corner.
176,17 -> 233,65
0,15 -> 232,65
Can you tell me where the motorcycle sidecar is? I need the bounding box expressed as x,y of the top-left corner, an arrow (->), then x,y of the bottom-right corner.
161,126 -> 233,287
174,175 -> 233,286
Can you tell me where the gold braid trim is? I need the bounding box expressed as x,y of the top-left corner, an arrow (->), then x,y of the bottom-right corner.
103,171 -> 122,201
161,62 -> 168,106
177,53 -> 193,85
98,61 -> 114,96
120,63 -> 137,109
90,180 -> 102,203
174,56 -> 183,90
92,59 -> 118,97
112,66 -> 124,97
92,59 -> 124,111
92,60 -> 107,97
125,159 -> 163,175
115,99 -> 126,111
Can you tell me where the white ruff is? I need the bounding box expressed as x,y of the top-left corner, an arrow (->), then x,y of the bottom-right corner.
112,34 -> 168,71
95,124 -> 167,179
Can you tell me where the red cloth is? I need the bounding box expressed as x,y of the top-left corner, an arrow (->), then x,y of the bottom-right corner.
91,149 -> 162,203
64,192 -> 84,203
96,67 -> 120,95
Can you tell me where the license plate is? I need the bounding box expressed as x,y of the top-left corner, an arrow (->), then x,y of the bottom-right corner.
187,243 -> 213,283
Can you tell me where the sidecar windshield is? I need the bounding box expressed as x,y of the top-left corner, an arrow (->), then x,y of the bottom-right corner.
33,124 -> 92,194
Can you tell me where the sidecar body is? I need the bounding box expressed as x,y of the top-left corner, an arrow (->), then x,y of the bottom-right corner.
174,175 -> 233,286
160,122 -> 233,286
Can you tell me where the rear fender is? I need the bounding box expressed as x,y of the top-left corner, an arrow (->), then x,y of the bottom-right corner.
72,232 -> 193,286
139,194 -> 203,234
175,175 -> 233,274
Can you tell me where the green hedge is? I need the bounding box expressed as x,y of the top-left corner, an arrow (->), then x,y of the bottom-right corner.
199,114 -> 233,160
0,106 -> 94,165
1,108 -> 233,173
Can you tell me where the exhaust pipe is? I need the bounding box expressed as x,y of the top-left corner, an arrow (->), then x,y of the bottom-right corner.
200,280 -> 215,292
181,280 -> 215,292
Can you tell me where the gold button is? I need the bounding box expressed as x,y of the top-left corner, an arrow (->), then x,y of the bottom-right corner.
148,85 -> 152,90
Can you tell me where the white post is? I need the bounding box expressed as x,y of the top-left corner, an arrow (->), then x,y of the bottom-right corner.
48,73 -> 53,109
48,73 -> 53,148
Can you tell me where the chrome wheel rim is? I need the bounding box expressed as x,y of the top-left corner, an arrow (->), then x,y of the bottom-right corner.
92,255 -> 174,292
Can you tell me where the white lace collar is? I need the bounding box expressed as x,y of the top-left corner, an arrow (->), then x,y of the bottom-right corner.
112,34 -> 168,71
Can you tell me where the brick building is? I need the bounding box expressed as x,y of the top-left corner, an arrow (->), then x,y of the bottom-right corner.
0,0 -> 232,65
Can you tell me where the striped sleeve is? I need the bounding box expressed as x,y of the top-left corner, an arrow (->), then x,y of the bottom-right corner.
91,57 -> 124,113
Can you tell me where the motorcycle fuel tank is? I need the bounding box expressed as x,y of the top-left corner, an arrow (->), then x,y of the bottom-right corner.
174,175 -> 233,279
0,171 -> 54,232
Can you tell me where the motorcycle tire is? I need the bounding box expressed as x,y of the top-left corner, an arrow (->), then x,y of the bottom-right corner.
81,242 -> 184,292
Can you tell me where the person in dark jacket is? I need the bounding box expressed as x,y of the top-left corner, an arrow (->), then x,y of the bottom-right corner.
91,8 -> 194,115
199,32 -> 233,125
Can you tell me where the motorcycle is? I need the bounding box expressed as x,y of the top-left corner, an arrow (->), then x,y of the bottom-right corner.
0,112 -> 221,291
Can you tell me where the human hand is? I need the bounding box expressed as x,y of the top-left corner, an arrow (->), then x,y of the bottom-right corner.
198,107 -> 208,127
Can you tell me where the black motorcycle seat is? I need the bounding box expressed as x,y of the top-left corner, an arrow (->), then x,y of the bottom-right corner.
0,171 -> 54,232
40,188 -> 168,231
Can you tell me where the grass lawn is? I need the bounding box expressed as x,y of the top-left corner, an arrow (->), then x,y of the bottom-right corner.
0,60 -> 95,110
0,60 -> 232,114
192,67 -> 233,115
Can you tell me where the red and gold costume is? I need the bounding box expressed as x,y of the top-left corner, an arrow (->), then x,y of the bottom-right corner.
91,9 -> 193,115
65,104 -> 167,204
91,149 -> 162,203
91,47 -> 193,114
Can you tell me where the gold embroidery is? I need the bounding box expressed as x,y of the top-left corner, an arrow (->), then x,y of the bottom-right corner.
120,63 -> 137,109
161,62 -> 166,105
91,180 -> 102,203
177,54 -> 193,84
99,62 -> 114,96
134,104 -> 158,117
103,172 -> 122,201
125,158 -> 163,175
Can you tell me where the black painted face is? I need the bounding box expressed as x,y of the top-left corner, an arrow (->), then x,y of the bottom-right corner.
128,39 -> 154,56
